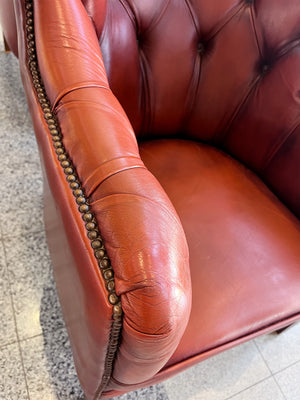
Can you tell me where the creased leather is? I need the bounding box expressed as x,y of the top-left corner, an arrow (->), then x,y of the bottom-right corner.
100,0 -> 300,218
7,0 -> 300,398
34,0 -> 192,390
83,156 -> 146,196
34,0 -> 108,105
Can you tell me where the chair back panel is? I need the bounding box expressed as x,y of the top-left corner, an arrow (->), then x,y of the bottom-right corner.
87,0 -> 300,217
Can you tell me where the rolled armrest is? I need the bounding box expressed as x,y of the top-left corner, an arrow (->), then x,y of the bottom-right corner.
34,0 -> 192,387
55,88 -> 192,385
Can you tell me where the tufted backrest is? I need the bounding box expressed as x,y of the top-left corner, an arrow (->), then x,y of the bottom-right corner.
85,0 -> 300,218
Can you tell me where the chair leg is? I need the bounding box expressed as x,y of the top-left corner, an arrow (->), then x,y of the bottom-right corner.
3,35 -> 10,52
274,324 -> 293,334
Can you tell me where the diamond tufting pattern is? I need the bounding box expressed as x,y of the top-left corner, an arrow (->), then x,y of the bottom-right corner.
95,0 -> 300,217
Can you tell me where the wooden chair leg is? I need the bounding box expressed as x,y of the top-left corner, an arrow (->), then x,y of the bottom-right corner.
274,324 -> 293,334
3,35 -> 10,52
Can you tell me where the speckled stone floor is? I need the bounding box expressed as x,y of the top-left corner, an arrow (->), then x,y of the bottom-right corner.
1,35 -> 300,400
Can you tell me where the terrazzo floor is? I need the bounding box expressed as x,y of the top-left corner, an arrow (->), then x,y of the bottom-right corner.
1,34 -> 300,400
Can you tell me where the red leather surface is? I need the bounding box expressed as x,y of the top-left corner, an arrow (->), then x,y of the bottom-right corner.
34,0 -> 108,107
91,167 -> 191,385
104,138 -> 300,396
5,0 -> 300,398
82,0 -> 107,39
0,0 -> 18,55
34,0 -> 192,389
55,89 -> 191,384
99,0 -> 300,218
103,312 -> 300,397
140,139 -> 300,366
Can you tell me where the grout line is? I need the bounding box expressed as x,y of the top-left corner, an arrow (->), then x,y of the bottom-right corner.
0,339 -> 20,350
0,330 -> 59,351
254,333 -> 300,375
223,340 -> 287,400
224,376 -> 276,400
253,339 -> 289,400
253,339 -> 273,375
18,332 -> 46,344
2,227 -> 46,240
273,375 -> 288,400
273,358 -> 300,376
17,327 -> 68,346
2,240 -> 32,400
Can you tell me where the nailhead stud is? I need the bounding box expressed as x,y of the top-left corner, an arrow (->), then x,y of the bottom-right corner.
25,2 -> 122,391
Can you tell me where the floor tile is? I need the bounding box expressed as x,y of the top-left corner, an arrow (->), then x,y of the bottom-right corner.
0,165 -> 43,214
0,241 -> 18,347
275,361 -> 300,400
4,231 -> 64,340
20,330 -> 84,400
0,199 -> 45,238
1,131 -> 39,169
0,95 -> 32,129
112,384 -> 169,400
0,53 -> 21,103
164,340 -> 271,400
0,89 -> 35,144
255,322 -> 300,373
227,377 -> 284,400
0,342 -> 29,400
20,329 -> 169,400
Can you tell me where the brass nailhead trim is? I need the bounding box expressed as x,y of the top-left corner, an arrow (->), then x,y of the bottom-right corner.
24,1 -> 122,397
88,230 -> 98,240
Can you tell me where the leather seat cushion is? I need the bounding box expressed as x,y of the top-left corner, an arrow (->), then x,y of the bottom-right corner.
139,139 -> 300,367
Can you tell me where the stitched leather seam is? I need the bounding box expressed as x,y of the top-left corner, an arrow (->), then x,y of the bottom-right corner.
203,2 -> 246,42
217,74 -> 262,146
180,0 -> 202,129
51,82 -> 109,111
118,0 -> 137,30
184,0 -> 200,35
212,3 -> 263,144
143,0 -> 171,36
84,156 -> 146,196
261,119 -> 300,173
275,38 -> 300,62
183,1 -> 248,136
121,0 -> 172,36
180,53 -> 202,131
249,2 -> 263,59
221,40 -> 300,147
116,0 -> 153,136
91,192 -> 184,232
259,41 -> 300,171
139,49 -> 153,136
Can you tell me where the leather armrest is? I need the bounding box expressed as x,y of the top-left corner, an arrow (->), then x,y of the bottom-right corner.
34,0 -> 192,386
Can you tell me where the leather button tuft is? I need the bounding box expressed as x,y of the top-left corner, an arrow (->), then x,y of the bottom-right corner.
197,42 -> 206,55
136,34 -> 143,47
261,64 -> 270,74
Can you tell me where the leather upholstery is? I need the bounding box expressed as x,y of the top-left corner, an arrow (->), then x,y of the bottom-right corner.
140,140 -> 300,367
100,0 -> 300,218
3,0 -> 300,399
34,0 -> 191,391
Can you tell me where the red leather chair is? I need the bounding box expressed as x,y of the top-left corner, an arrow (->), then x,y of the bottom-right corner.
1,0 -> 300,399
